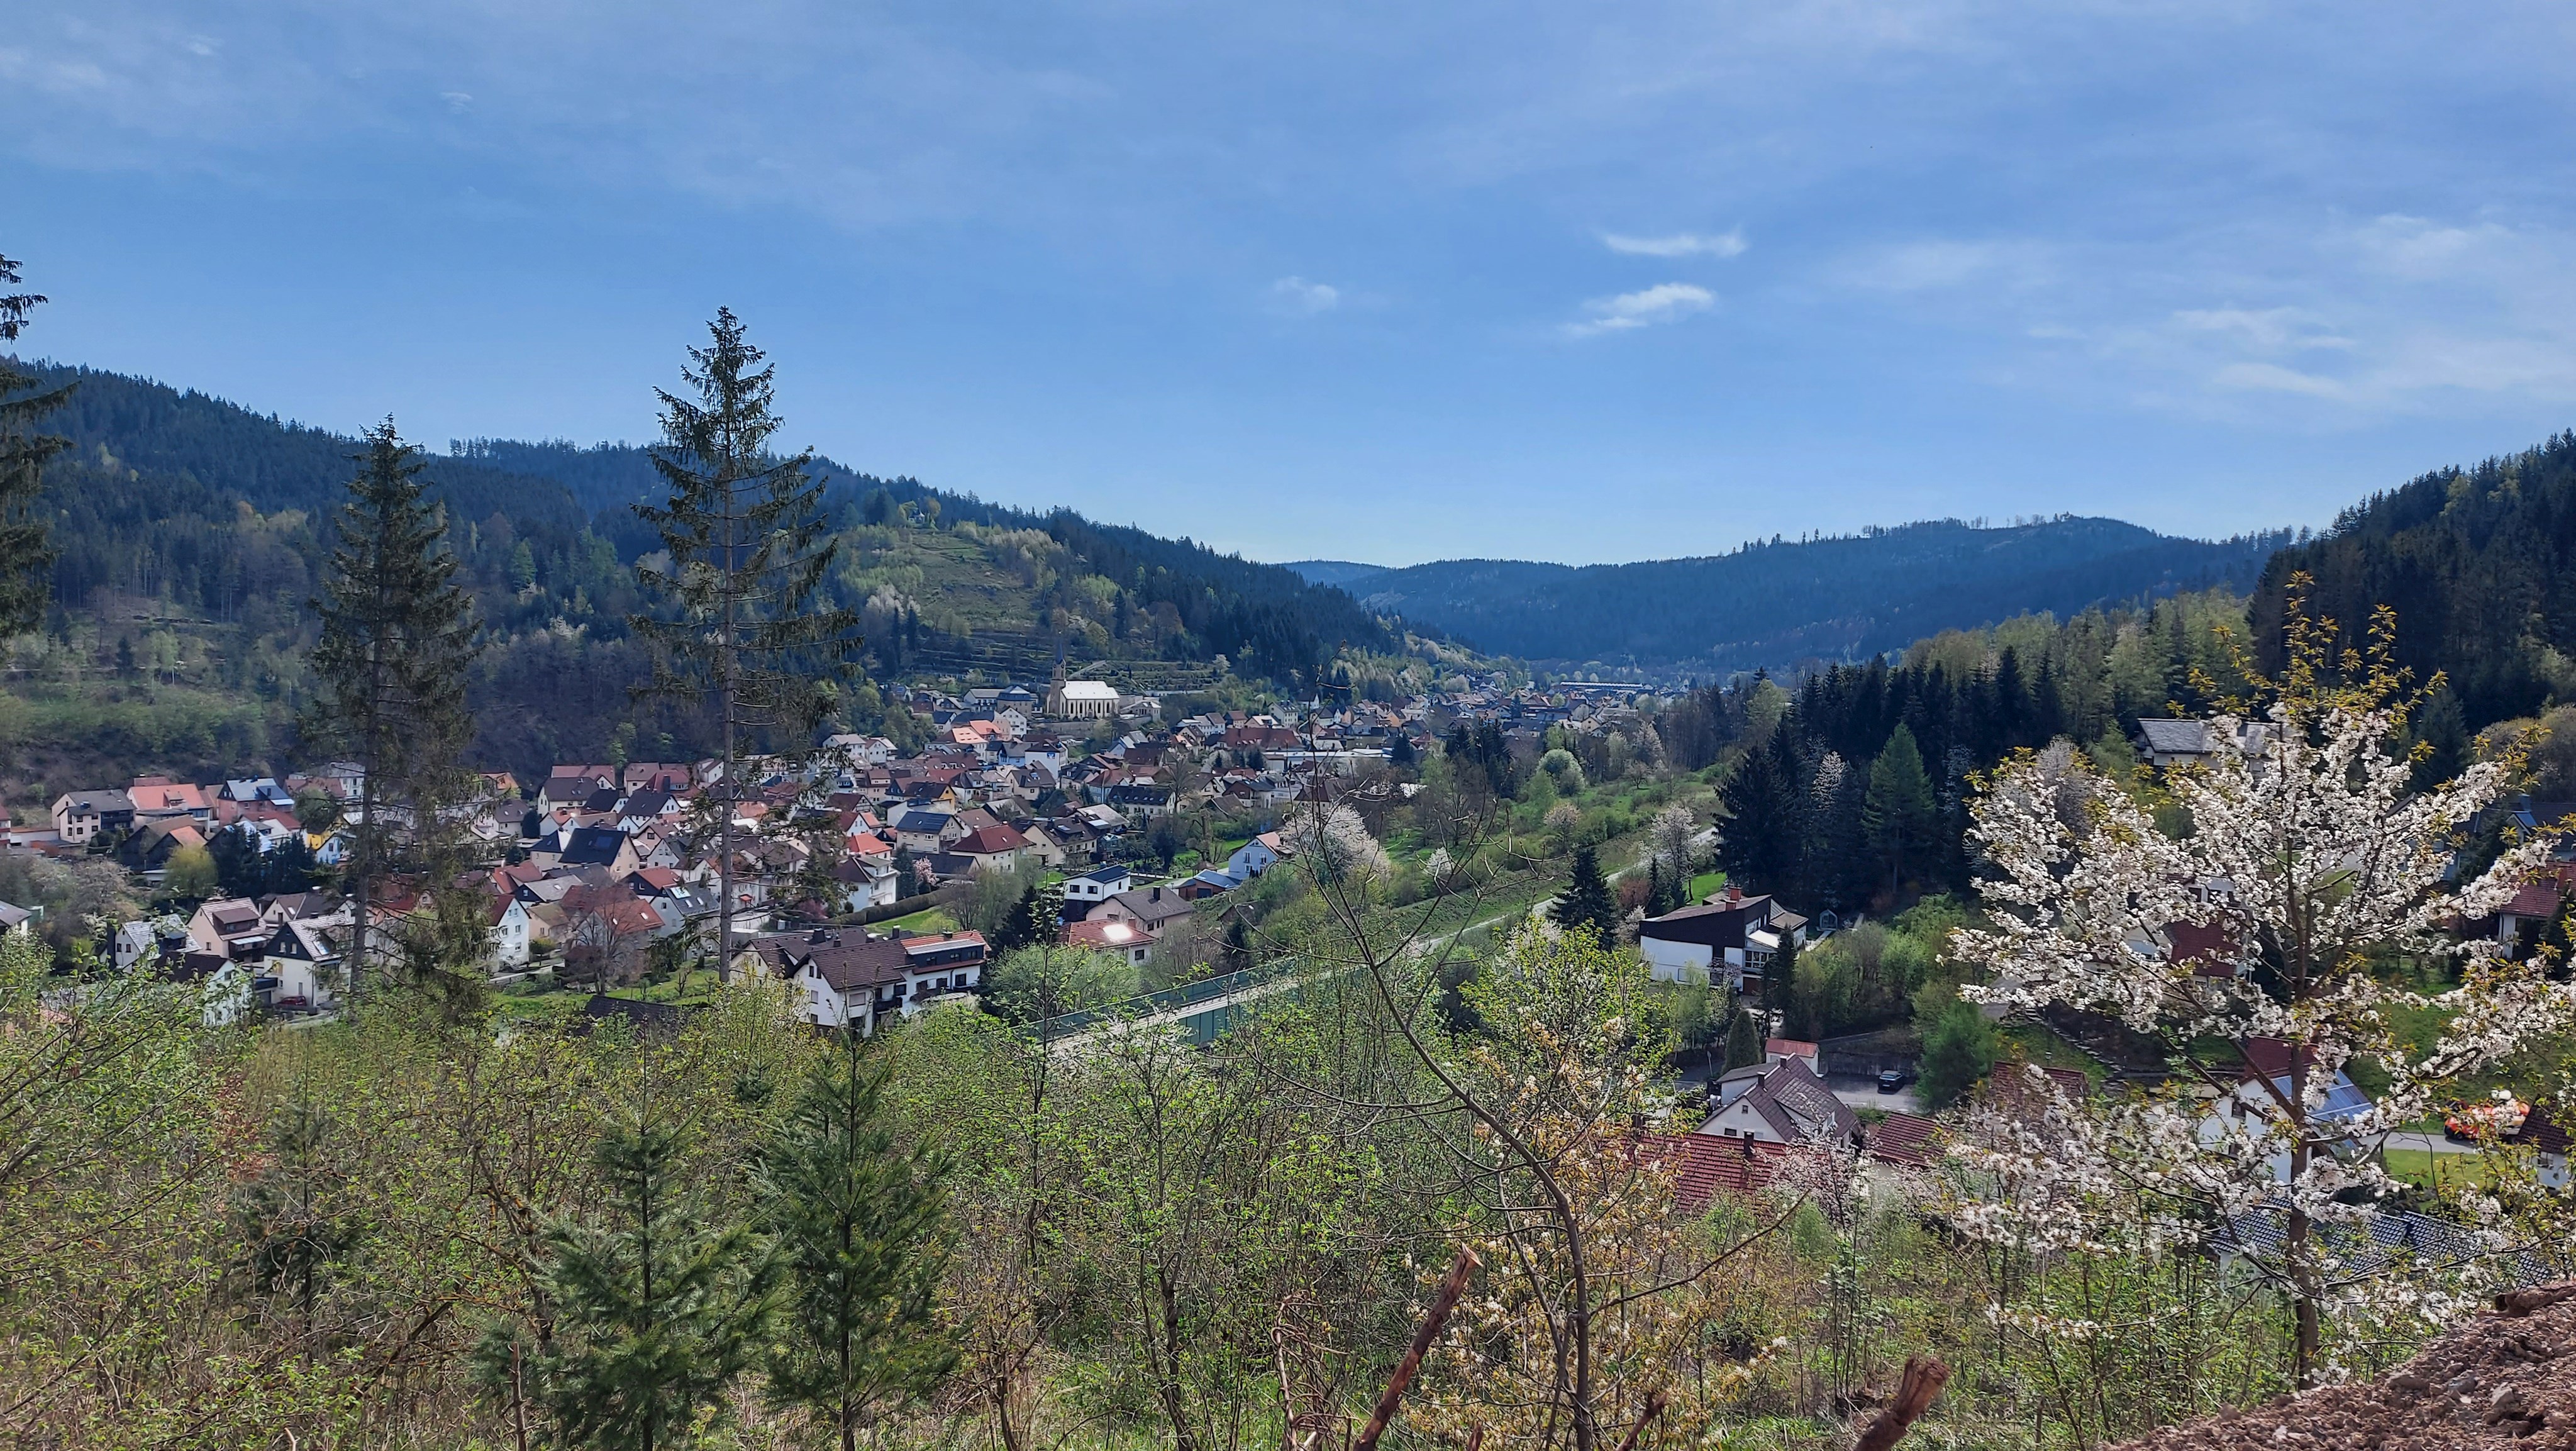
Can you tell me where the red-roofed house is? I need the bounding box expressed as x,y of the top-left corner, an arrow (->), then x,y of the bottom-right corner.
1067,916 -> 1152,967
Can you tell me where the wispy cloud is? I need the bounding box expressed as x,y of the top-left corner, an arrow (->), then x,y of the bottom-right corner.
1840,238 -> 2042,292
2172,307 -> 2349,353
1564,281 -> 1713,337
1267,275 -> 1340,316
1601,229 -> 1745,259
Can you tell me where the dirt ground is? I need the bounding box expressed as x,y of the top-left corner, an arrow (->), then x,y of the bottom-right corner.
2111,1284 -> 2576,1450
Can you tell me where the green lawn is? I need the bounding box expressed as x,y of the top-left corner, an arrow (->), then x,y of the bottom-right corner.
2382,1147 -> 2497,1190
1687,870 -> 1728,903
881,905 -> 961,936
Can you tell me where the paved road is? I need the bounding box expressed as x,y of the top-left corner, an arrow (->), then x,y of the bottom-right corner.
1828,1074 -> 1923,1115
2383,1129 -> 2478,1157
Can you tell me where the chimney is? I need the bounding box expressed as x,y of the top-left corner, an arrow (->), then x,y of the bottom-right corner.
1727,884 -> 1743,906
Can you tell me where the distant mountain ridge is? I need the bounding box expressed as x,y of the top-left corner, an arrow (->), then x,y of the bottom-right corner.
1285,518 -> 2289,670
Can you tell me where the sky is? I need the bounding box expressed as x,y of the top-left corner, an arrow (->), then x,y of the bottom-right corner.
9,3 -> 2576,565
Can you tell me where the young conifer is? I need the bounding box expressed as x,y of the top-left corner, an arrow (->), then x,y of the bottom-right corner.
1550,841 -> 1621,945
631,311 -> 859,978
511,1108 -> 772,1451
758,1041 -> 956,1451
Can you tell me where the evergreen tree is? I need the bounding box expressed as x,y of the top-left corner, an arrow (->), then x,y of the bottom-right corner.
208,824 -> 267,899
505,1109 -> 772,1451
1916,997 -> 1997,1110
1862,724 -> 1937,904
1550,842 -> 1620,945
1716,731 -> 1804,898
1721,1004 -> 1765,1070
758,1043 -> 957,1451
231,1101 -> 365,1360
994,879 -> 1063,955
631,311 -> 860,979
306,422 -> 481,1006
0,254 -> 67,635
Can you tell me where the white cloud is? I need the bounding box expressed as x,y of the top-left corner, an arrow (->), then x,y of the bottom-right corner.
1841,238 -> 2039,291
441,91 -> 474,112
2211,362 -> 2345,399
1267,275 -> 1340,315
1564,281 -> 1713,337
1601,229 -> 1745,259
2171,307 -> 2350,353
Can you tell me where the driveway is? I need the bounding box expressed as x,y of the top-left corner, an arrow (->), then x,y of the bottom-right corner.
1828,1073 -> 1923,1115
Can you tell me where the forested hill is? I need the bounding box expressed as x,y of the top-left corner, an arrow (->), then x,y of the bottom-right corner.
2255,429 -> 2576,732
0,362 -> 1407,795
1290,518 -> 2287,670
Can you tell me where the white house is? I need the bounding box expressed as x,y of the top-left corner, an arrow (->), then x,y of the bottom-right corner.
743,928 -> 988,1034
1063,864 -> 1133,909
487,895 -> 533,971
2199,1038 -> 2375,1182
1696,1055 -> 1860,1147
1638,889 -> 1808,991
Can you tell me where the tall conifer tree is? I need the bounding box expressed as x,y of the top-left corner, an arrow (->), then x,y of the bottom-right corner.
306,422 -> 480,1005
1862,723 -> 1937,904
759,1042 -> 955,1450
1550,842 -> 1621,945
631,311 -> 859,978
0,254 -> 68,635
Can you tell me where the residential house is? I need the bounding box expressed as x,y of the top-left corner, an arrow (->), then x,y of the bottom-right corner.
0,900 -> 34,937
187,898 -> 272,960
2135,718 -> 2272,769
1107,783 -> 1174,820
949,823 -> 1031,874
1087,885 -> 1197,941
1639,887 -> 1809,991
2202,1037 -> 2375,1182
128,778 -> 214,825
1763,1038 -> 1821,1075
743,927 -> 987,1034
2510,1107 -> 2572,1189
1696,1055 -> 1860,1147
1063,864 -> 1133,913
891,809 -> 960,855
255,915 -> 351,1011
52,788 -> 135,845
1066,916 -> 1153,967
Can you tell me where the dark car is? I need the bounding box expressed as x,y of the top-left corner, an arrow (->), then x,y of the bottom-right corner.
1877,1069 -> 1909,1093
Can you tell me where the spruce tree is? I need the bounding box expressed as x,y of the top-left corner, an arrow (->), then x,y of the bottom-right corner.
231,1100 -> 365,1360
1550,842 -> 1620,945
1862,723 -> 1936,905
1721,1004 -> 1765,1070
758,1042 -> 956,1450
994,879 -> 1063,955
1717,731 -> 1804,897
0,255 -> 67,635
1916,998 -> 1997,1110
631,311 -> 860,978
513,1109 -> 772,1451
306,422 -> 480,1007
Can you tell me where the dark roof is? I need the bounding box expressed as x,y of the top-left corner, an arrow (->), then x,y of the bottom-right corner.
558,826 -> 630,866
1714,1056 -> 1860,1144
1639,896 -> 1773,950
2512,1105 -> 2573,1156
748,930 -> 913,994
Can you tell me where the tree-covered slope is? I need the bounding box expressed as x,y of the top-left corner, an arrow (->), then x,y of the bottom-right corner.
1337,517 -> 2285,669
0,362 -> 1408,798
2255,430 -> 2576,732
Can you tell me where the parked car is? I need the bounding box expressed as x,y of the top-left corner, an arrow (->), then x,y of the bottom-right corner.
1877,1068 -> 1909,1093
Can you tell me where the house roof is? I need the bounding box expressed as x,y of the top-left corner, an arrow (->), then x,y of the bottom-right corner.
748,930 -> 913,994
954,824 -> 1029,855
1765,1037 -> 1819,1059
557,826 -> 631,866
1067,918 -> 1147,950
2512,1105 -> 2573,1156
1102,886 -> 1196,927
1703,1056 -> 1860,1145
1643,1133 -> 1801,1212
1865,1111 -> 1943,1167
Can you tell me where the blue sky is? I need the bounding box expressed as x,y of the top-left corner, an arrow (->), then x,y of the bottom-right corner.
9,3 -> 2576,565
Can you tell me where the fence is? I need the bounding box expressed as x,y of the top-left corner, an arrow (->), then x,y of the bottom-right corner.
1034,959 -> 1297,1044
